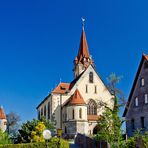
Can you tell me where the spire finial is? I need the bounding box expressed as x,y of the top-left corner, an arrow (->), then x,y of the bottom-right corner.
81,17 -> 85,30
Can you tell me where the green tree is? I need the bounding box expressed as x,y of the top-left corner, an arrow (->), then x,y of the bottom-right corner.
6,112 -> 20,138
0,130 -> 12,144
96,73 -> 125,148
17,118 -> 54,143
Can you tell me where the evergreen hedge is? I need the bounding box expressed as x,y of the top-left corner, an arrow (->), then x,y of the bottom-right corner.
0,138 -> 69,148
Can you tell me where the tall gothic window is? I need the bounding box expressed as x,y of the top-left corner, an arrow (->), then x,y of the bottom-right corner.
48,102 -> 50,119
44,105 -> 46,117
72,109 -> 75,119
89,72 -> 93,83
41,108 -> 43,116
79,108 -> 82,119
87,100 -> 97,115
86,85 -> 88,93
38,110 -> 40,120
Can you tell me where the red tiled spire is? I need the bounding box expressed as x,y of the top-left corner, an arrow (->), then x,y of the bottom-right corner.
76,29 -> 90,63
0,106 -> 6,119
69,89 -> 86,105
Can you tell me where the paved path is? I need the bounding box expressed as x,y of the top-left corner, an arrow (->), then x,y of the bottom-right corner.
70,143 -> 79,148
69,140 -> 79,148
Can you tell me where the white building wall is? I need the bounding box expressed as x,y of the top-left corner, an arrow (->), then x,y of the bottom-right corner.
0,119 -> 7,133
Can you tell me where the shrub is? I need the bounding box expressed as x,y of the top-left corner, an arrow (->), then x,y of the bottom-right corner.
0,131 -> 11,145
0,138 -> 69,148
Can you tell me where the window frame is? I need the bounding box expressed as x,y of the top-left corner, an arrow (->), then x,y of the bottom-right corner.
89,72 -> 94,83
141,78 -> 145,87
135,97 -> 138,107
144,94 -> 148,104
87,99 -> 97,115
79,108 -> 82,119
141,117 -> 145,129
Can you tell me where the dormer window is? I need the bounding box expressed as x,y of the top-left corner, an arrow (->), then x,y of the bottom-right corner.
89,72 -> 93,83
135,97 -> 138,106
144,94 -> 148,104
141,78 -> 144,86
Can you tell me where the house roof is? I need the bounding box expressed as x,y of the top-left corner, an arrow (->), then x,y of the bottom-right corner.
52,83 -> 71,94
87,115 -> 101,121
0,107 -> 6,119
67,89 -> 86,105
36,71 -> 85,109
123,54 -> 148,117
75,29 -> 90,64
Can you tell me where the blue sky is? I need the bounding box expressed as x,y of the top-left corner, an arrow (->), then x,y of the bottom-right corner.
0,0 -> 148,122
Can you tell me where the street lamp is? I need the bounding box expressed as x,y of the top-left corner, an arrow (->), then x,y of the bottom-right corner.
43,129 -> 51,148
57,128 -> 62,148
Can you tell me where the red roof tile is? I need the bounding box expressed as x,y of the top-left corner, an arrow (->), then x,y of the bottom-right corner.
68,89 -> 86,105
52,83 -> 70,94
0,107 -> 6,119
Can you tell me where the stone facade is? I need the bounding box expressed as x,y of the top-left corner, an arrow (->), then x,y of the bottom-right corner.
37,26 -> 114,135
123,55 -> 148,137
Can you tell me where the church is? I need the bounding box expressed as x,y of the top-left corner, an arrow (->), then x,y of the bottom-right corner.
37,22 -> 114,135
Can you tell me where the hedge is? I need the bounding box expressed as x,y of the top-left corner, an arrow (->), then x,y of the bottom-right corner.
0,138 -> 69,148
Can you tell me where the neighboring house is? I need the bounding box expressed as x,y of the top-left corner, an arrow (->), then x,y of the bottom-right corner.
0,106 -> 7,132
36,24 -> 114,135
123,54 -> 148,137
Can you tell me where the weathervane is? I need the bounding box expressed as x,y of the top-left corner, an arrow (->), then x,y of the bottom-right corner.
82,17 -> 85,30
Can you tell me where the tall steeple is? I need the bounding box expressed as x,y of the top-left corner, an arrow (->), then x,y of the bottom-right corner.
74,18 -> 94,78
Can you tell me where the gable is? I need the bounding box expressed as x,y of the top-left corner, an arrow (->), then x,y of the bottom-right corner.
70,65 -> 114,109
123,55 -> 148,117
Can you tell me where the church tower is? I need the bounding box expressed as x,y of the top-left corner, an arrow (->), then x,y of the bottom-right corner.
74,19 -> 94,78
0,106 -> 7,132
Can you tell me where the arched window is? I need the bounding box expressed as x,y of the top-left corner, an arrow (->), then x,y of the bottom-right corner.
145,94 -> 148,104
89,72 -> 93,83
87,100 -> 97,115
135,97 -> 138,106
141,78 -> 144,86
79,108 -> 82,119
72,109 -> 75,119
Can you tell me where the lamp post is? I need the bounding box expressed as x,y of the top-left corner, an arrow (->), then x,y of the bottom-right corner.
43,129 -> 51,148
57,128 -> 62,148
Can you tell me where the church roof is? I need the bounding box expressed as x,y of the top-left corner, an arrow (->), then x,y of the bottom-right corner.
123,54 -> 148,117
68,89 -> 86,105
52,83 -> 71,94
75,29 -> 90,64
0,107 -> 6,119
